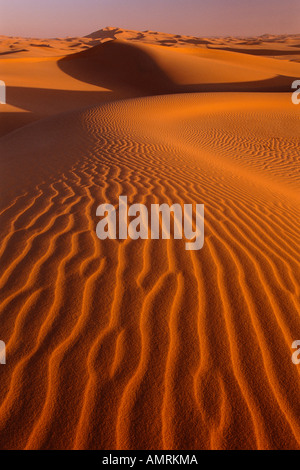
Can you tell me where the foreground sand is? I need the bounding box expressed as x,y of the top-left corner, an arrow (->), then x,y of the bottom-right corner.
0,29 -> 300,450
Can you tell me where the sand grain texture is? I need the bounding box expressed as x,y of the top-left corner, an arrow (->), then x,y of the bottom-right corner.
0,30 -> 300,450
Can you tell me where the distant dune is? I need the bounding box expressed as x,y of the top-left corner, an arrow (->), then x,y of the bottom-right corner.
1,27 -> 300,58
0,28 -> 300,450
1,30 -> 300,136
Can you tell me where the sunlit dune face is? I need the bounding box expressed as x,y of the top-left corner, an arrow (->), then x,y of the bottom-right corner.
0,28 -> 300,450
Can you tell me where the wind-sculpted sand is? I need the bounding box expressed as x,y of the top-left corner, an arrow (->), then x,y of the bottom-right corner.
0,30 -> 300,450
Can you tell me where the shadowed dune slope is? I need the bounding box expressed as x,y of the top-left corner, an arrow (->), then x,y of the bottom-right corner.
2,29 -> 299,59
0,93 -> 299,449
58,40 -> 300,93
1,38 -> 300,137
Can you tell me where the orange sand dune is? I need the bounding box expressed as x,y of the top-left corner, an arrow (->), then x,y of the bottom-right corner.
1,28 -> 300,58
1,37 -> 300,136
0,30 -> 300,450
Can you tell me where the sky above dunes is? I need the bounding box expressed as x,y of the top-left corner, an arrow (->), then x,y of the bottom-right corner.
1,0 -> 299,38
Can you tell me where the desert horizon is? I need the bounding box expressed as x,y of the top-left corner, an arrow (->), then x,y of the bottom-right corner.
0,3 -> 300,452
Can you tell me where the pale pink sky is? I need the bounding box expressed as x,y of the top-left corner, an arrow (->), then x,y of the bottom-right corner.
1,0 -> 299,38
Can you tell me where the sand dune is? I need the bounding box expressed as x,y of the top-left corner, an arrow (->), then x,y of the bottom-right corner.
1,27 -> 300,58
1,36 -> 300,137
0,29 -> 300,450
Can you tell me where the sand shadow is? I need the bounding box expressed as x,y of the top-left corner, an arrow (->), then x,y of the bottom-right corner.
5,87 -> 116,115
0,49 -> 28,56
58,40 -> 178,96
1,87 -> 121,136
58,40 -> 299,95
207,45 -> 300,56
0,111 -> 40,137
